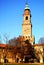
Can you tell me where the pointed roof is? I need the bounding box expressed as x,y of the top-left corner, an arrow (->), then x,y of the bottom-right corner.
25,3 -> 30,10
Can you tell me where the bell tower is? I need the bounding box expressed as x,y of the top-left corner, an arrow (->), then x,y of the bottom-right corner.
22,3 -> 35,45
22,3 -> 32,37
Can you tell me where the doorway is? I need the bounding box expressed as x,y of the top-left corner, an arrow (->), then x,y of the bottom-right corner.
25,57 -> 29,63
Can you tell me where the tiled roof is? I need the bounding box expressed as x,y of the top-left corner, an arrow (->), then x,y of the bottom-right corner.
0,43 -> 44,48
0,44 -> 6,48
33,43 -> 44,46
0,44 -> 13,48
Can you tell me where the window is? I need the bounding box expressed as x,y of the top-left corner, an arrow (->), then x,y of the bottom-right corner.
26,16 -> 28,20
26,36 -> 27,38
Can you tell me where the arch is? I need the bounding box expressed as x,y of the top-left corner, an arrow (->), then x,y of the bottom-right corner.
26,16 -> 28,20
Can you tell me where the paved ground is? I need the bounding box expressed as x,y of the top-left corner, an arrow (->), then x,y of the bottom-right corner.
0,63 -> 44,65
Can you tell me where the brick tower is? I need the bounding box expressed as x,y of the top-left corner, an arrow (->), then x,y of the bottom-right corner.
22,3 -> 35,45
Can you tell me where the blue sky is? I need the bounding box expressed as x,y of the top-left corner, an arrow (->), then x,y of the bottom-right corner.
0,0 -> 44,43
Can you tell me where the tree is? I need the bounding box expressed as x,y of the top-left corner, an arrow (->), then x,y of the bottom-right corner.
8,36 -> 40,63
8,37 -> 21,47
8,37 -> 17,46
3,33 -> 9,44
0,35 -> 2,43
38,37 -> 44,44
8,36 -> 25,47
3,33 -> 9,63
24,40 -> 36,58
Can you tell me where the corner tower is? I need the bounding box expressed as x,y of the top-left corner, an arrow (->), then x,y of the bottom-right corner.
22,3 -> 35,45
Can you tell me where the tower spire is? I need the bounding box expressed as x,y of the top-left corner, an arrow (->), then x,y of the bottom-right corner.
25,1 -> 30,10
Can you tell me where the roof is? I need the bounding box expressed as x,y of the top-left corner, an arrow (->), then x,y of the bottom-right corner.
0,44 -> 13,49
25,3 -> 30,10
33,44 -> 44,47
0,43 -> 44,49
0,44 -> 6,48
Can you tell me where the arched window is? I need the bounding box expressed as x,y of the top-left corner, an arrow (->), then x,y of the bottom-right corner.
26,16 -> 28,20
